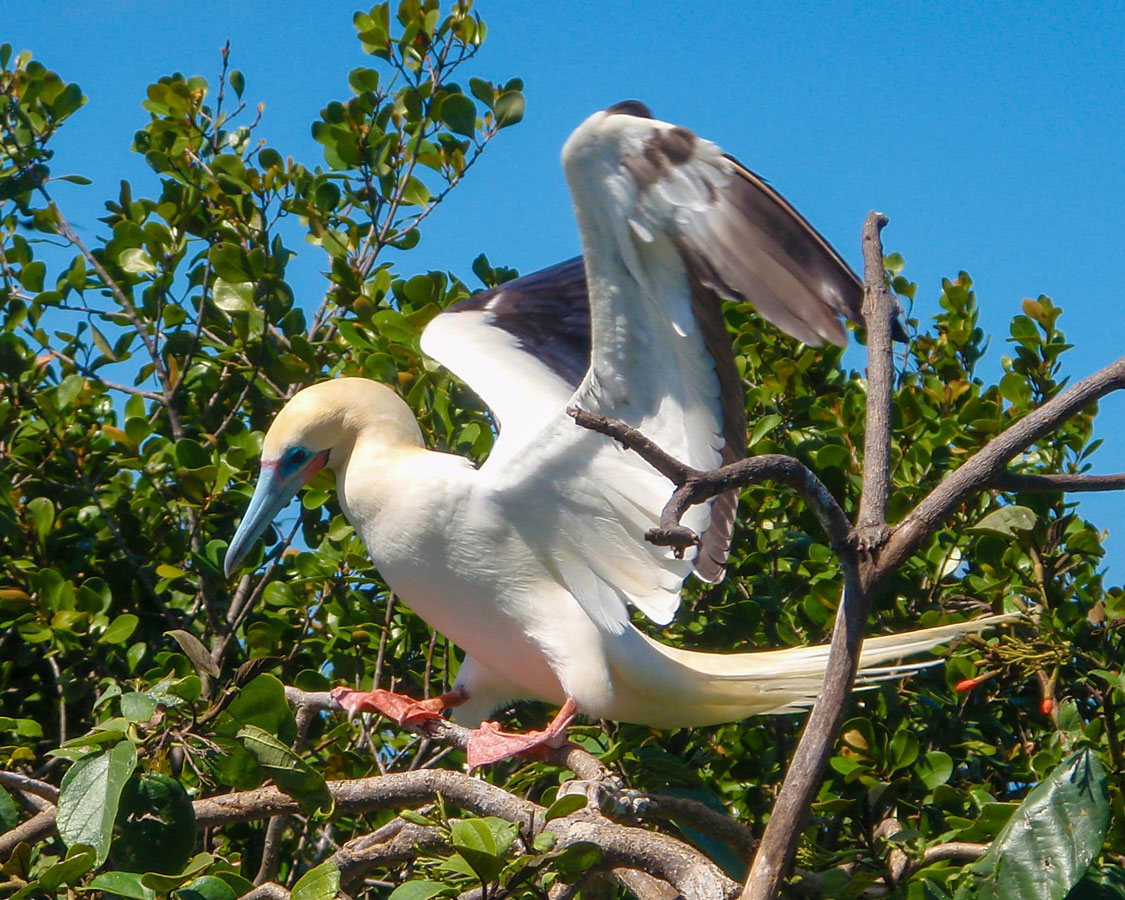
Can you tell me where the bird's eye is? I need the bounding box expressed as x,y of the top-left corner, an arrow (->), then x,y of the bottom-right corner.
283,446 -> 310,467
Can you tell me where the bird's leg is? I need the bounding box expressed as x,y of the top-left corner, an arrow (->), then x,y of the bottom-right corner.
466,697 -> 579,770
331,684 -> 467,726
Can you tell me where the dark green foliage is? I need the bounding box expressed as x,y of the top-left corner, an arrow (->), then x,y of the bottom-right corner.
0,4 -> 1122,900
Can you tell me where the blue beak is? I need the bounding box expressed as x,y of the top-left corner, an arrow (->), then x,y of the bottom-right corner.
224,451 -> 329,577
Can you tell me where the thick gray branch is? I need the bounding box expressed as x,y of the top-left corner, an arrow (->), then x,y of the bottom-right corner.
194,769 -> 540,828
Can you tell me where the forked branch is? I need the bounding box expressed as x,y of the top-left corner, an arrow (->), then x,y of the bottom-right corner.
571,210 -> 1125,900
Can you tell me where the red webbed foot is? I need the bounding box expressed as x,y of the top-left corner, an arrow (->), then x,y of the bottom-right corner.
330,685 -> 466,726
466,698 -> 578,769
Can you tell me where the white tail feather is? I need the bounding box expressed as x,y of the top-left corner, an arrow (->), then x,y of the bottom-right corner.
601,613 -> 1016,728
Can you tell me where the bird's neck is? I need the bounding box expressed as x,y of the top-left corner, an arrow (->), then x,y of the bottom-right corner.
332,433 -> 473,549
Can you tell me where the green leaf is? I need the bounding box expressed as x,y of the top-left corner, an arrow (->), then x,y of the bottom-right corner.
957,749 -> 1109,900
236,725 -> 334,815
100,613 -> 139,645
57,740 -> 138,865
117,773 -> 197,874
38,844 -> 97,890
969,505 -> 1036,538
177,875 -> 238,900
26,496 -> 54,542
450,818 -> 502,883
229,70 -> 245,99
141,853 -> 216,893
440,94 -> 476,136
119,248 -> 157,274
748,413 -> 783,447
999,371 -> 1031,407
494,91 -> 524,128
388,882 -> 451,900
120,692 -> 158,722
166,629 -> 221,678
291,859 -> 341,900
175,438 -> 211,469
212,278 -> 256,314
223,673 -> 292,734
545,792 -> 587,821
88,871 -> 156,900
91,325 -> 117,360
399,175 -> 431,206
0,786 -> 19,831
917,751 -> 954,790
21,261 -> 46,292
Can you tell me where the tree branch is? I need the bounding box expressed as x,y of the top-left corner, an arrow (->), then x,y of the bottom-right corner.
742,211 -> 897,900
990,471 -> 1125,493
854,212 -> 895,545
880,353 -> 1125,581
569,409 -> 851,550
0,807 -> 56,858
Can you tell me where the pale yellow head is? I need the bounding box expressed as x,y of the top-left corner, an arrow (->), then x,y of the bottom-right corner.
225,377 -> 423,575
261,377 -> 424,466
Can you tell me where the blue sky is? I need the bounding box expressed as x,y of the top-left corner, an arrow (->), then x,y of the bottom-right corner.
7,2 -> 1125,576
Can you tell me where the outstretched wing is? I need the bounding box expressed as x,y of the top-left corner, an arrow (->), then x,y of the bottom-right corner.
428,102 -> 865,632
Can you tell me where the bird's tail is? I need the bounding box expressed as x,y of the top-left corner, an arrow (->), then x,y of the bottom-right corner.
603,613 -> 1016,729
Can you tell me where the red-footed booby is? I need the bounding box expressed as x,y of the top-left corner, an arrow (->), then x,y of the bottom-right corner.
225,102 -> 1007,768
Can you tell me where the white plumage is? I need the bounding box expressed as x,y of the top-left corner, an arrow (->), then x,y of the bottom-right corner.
225,103 -> 1008,764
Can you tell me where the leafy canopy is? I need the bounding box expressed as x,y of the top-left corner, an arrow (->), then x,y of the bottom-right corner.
0,4 -> 1122,900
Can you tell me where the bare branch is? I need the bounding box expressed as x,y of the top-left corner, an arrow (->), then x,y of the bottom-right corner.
743,211 -> 898,900
563,819 -> 739,900
854,212 -> 895,543
594,787 -> 755,859
990,471 -> 1125,493
0,770 -> 60,804
334,818 -> 448,892
881,353 -> 1125,581
569,409 -> 850,550
568,408 -> 694,483
0,807 -> 56,857
241,884 -> 291,900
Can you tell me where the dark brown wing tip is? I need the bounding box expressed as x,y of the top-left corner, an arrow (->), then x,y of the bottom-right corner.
694,490 -> 738,583
605,100 -> 653,119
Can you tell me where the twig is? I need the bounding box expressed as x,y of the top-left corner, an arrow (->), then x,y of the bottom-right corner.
569,410 -> 850,550
0,771 -> 59,803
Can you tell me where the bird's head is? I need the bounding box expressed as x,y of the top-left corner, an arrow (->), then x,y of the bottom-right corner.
224,378 -> 421,576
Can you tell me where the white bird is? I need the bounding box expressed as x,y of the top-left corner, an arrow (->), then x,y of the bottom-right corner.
224,102 -> 1007,767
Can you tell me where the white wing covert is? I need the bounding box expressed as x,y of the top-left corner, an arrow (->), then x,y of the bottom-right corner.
420,258 -> 590,467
